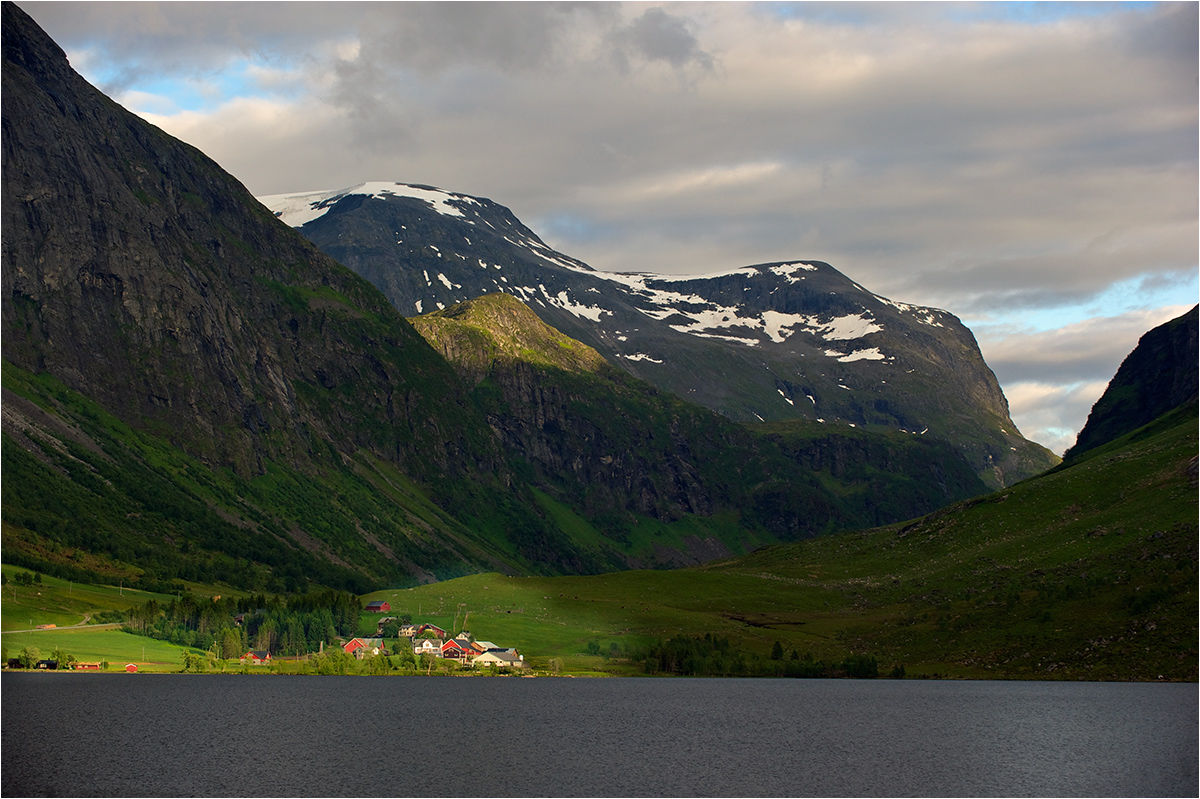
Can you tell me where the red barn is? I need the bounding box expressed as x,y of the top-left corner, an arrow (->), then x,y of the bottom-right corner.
440,639 -> 474,662
124,663 -> 138,673
365,601 -> 390,613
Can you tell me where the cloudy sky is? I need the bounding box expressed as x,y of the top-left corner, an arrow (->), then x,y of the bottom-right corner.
22,1 -> 1198,454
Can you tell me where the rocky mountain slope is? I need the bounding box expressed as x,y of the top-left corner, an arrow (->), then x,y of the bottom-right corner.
0,1 -> 545,588
260,183 -> 1058,489
1,3 -> 988,592
1064,304 -> 1198,462
408,293 -> 987,566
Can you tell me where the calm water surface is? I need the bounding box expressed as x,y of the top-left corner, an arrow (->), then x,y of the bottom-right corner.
2,674 -> 1196,797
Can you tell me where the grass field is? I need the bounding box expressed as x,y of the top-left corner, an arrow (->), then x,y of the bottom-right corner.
1,565 -> 179,632
1,628 -> 205,670
1,566 -> 211,671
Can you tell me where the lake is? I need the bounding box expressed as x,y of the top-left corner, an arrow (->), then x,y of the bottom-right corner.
2,674 -> 1196,797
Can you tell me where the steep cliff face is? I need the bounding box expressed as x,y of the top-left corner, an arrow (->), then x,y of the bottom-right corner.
1065,305 -> 1199,461
1,3 -> 492,483
0,3 -> 559,589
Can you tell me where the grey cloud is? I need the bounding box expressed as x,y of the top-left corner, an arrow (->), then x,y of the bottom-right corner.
350,2 -> 614,74
1120,2 -> 1199,66
607,7 -> 714,73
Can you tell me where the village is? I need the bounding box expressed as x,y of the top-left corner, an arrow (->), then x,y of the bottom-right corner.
236,600 -> 527,671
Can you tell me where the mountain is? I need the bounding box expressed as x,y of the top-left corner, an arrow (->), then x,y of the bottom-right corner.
1063,305 -> 1198,462
260,182 -> 1059,489
0,3 -> 987,592
0,1 -> 559,590
408,293 -> 988,566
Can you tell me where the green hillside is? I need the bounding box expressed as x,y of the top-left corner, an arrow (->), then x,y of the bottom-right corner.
361,403 -> 1197,680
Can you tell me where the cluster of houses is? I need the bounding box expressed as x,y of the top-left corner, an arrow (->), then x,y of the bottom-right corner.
345,623 -> 525,669
234,604 -> 526,670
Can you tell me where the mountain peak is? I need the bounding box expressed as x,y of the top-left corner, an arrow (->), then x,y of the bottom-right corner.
262,182 -> 1060,487
259,182 -> 487,228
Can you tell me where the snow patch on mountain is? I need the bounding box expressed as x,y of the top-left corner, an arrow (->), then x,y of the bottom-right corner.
833,347 -> 886,363
554,291 -> 608,322
259,182 -> 480,227
820,313 -> 883,340
875,296 -> 947,328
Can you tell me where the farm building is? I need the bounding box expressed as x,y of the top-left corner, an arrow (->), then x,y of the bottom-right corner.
412,638 -> 441,657
364,601 -> 391,613
343,638 -> 386,658
440,639 -> 474,662
473,650 -> 525,669
125,664 -> 138,673
240,650 -> 271,664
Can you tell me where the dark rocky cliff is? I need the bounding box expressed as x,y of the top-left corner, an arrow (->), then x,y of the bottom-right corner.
1064,305 -> 1199,461
1,2 -> 493,483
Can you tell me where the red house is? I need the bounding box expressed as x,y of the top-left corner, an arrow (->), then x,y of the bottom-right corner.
440,639 -> 474,662
364,600 -> 391,613
416,624 -> 447,640
125,663 -> 138,673
342,638 -> 385,657
240,650 -> 271,664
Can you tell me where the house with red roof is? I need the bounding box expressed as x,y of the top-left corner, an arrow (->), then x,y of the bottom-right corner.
343,638 -> 386,658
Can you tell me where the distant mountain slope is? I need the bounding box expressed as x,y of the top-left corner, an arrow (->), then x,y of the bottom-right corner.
407,293 -> 989,567
705,394 -> 1199,681
260,182 -> 1058,488
0,4 -> 990,592
1064,305 -> 1198,462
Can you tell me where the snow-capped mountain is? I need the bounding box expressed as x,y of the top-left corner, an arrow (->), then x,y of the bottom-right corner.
259,182 -> 1058,487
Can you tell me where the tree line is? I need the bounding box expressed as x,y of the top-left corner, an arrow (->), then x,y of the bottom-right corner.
122,590 -> 361,657
620,634 -> 895,678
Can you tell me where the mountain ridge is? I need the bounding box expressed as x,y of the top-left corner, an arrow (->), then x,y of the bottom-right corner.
260,181 -> 1059,489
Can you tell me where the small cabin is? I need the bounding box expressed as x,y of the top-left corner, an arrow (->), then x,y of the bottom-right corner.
365,600 -> 391,613
125,663 -> 138,673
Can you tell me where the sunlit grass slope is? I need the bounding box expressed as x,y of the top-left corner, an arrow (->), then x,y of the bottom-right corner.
364,404 -> 1197,681
0,566 -> 208,670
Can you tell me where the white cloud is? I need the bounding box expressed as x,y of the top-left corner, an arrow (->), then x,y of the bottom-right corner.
1004,380 -> 1113,456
